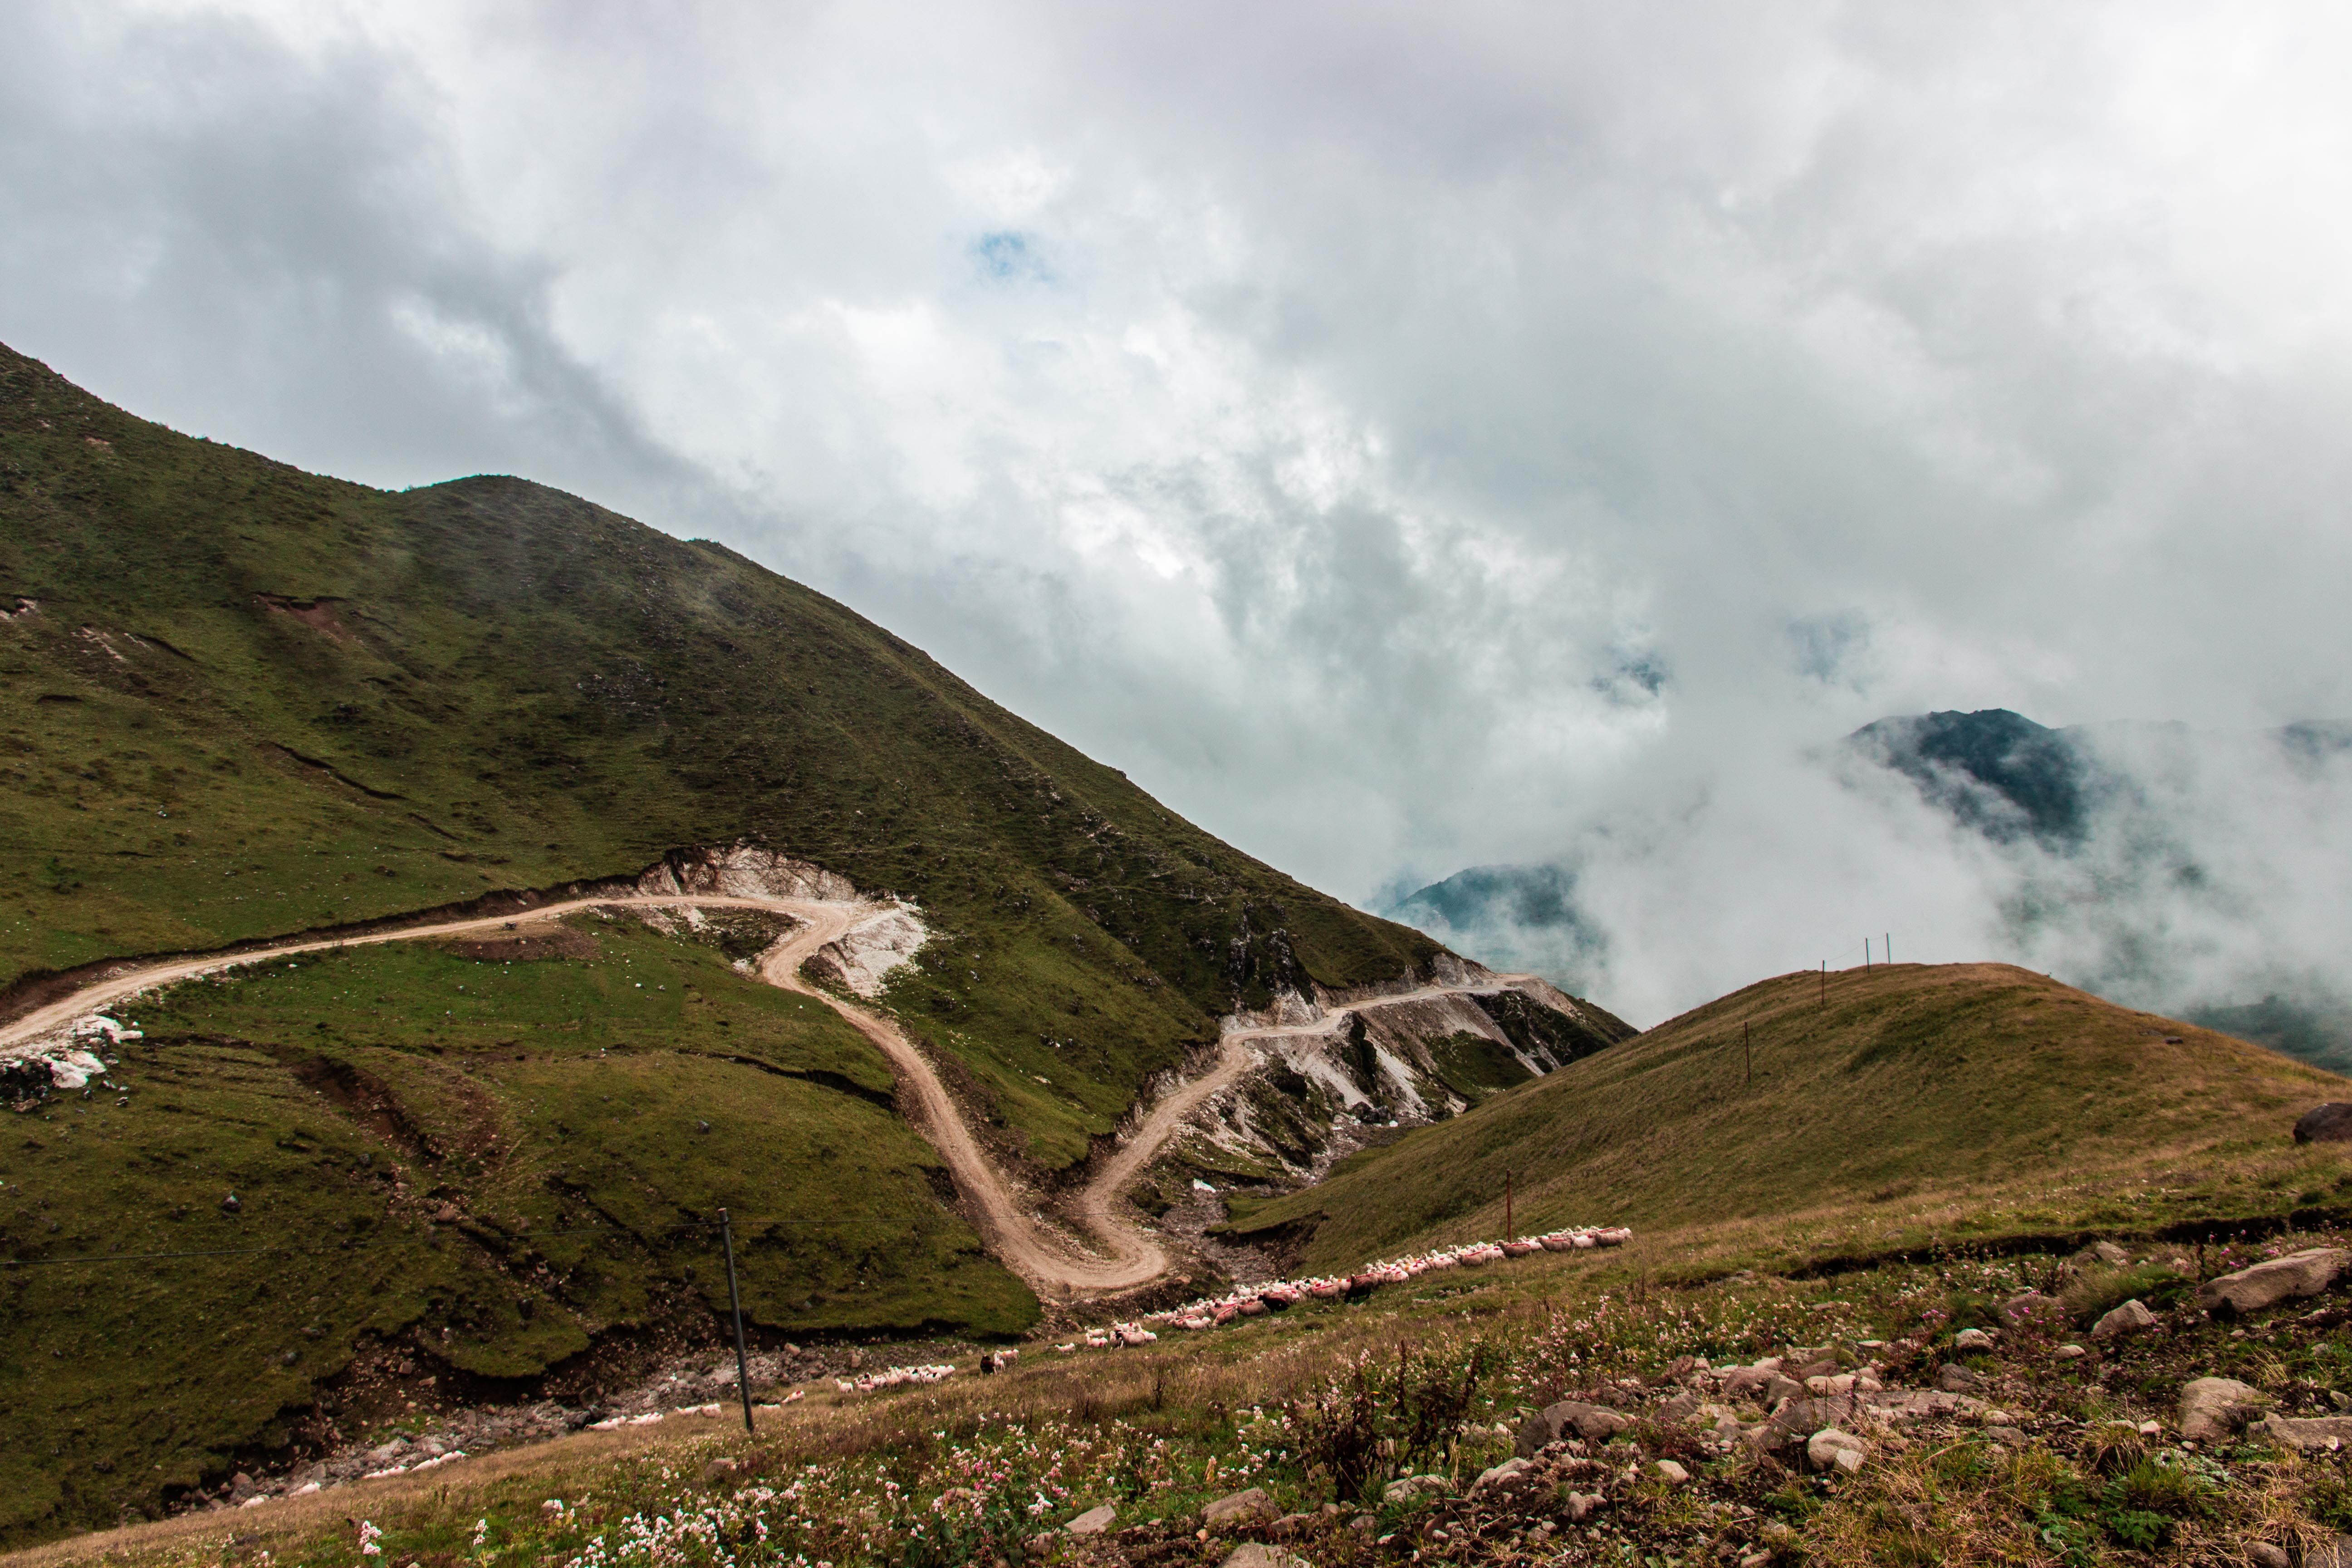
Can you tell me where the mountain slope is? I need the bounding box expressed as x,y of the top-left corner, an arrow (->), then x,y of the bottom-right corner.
0,341 -> 1443,1172
1231,961 -> 2347,1268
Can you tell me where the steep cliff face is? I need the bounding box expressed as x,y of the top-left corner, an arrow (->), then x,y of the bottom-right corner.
1135,975 -> 1633,1193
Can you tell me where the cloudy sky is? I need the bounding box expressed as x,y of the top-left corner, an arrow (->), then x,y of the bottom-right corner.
8,2 -> 2352,1022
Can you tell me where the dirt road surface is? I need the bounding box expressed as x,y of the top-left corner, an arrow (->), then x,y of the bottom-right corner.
2,898 -> 1524,1299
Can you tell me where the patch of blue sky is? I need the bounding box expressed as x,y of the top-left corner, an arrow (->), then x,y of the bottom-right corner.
970,230 -> 1053,284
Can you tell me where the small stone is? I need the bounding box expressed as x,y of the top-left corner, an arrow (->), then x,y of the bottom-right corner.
1764,1374 -> 1806,1405
1562,1492 -> 1604,1521
2090,1240 -> 2131,1266
1202,1489 -> 1274,1528
2253,1413 -> 2352,1452
1065,1504 -> 1117,1534
2178,1376 -> 2266,1441
220,1194 -> 241,1214
1982,1425 -> 2028,1447
2092,1299 -> 2156,1339
1808,1427 -> 1869,1474
2053,1343 -> 2087,1359
1953,1328 -> 1996,1351
1219,1546 -> 1308,1568
1652,1459 -> 1689,1484
1472,1457 -> 1530,1493
2196,1248 -> 2350,1317
1514,1399 -> 1631,1457
1936,1362 -> 1977,1392
2246,1542 -> 2292,1568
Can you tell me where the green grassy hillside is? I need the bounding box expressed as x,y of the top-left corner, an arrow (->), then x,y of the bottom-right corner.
0,341 -> 1442,1172
1234,962 -> 2352,1268
0,910 -> 1034,1541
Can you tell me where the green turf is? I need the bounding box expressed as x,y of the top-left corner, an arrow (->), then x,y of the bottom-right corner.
1233,962 -> 2352,1268
0,339 -> 1444,1173
0,913 -> 1030,1541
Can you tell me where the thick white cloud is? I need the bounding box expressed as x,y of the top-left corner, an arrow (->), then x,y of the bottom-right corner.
7,1 -> 2351,1020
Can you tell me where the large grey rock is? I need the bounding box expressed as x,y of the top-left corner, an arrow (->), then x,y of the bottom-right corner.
1807,1428 -> 1868,1475
1202,1489 -> 1274,1528
2295,1104 -> 2352,1144
2177,1377 -> 2266,1441
2092,1299 -> 2157,1339
2253,1413 -> 2352,1451
2196,1248 -> 2350,1316
1513,1399 -> 1630,1457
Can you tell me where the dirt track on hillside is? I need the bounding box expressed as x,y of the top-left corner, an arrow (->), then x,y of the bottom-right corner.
0,897 -> 1524,1299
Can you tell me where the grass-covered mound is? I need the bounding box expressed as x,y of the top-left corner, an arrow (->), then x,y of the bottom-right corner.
1232,962 -> 2351,1269
0,339 -> 1442,1172
0,911 -> 1032,1543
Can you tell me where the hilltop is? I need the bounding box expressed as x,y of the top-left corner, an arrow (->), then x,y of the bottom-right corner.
0,339 -> 1444,1175
1230,962 -> 2349,1269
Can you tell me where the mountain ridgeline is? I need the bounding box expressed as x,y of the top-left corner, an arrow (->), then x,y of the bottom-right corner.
0,340 -> 1446,1174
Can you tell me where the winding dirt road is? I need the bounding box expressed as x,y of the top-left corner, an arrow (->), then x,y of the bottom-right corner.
1,896 -> 1522,1300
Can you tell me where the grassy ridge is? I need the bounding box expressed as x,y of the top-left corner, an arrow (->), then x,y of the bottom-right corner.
0,340 -> 1441,1171
0,911 -> 1031,1541
1233,962 -> 2352,1268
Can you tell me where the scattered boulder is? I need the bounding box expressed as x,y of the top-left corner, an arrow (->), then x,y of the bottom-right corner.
2308,1538 -> 2352,1568
1220,1547 -> 1308,1568
2253,1413 -> 2352,1452
2245,1543 -> 2291,1568
1764,1374 -> 1806,1405
1472,1458 -> 1530,1493
1954,1328 -> 1996,1351
1065,1504 -> 1116,1535
2002,1291 -> 2058,1323
2092,1299 -> 2156,1339
2294,1104 -> 2352,1144
1983,1425 -> 2028,1448
1721,1366 -> 1774,1400
2196,1248 -> 2350,1317
1514,1399 -> 1630,1457
2178,1377 -> 2267,1441
2087,1240 -> 2132,1266
2053,1344 -> 2086,1359
1562,1492 -> 1604,1521
1651,1459 -> 1689,1484
1202,1489 -> 1274,1528
1936,1363 -> 1977,1392
1807,1428 -> 1868,1475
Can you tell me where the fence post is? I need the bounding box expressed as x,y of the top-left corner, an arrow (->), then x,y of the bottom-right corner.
720,1208 -> 755,1435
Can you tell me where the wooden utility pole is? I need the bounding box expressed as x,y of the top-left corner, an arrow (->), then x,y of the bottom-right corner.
720,1208 -> 755,1435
